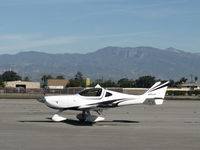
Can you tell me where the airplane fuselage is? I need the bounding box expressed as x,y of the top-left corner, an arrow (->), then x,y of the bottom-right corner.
43,90 -> 142,110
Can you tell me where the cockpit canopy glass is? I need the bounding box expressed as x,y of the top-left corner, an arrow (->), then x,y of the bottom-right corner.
79,88 -> 102,97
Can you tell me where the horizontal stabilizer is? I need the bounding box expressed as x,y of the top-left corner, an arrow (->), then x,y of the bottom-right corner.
143,98 -> 164,105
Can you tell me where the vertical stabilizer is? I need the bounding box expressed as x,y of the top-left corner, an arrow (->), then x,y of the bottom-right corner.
143,81 -> 169,105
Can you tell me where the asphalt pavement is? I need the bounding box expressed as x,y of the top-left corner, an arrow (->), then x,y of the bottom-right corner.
0,99 -> 200,150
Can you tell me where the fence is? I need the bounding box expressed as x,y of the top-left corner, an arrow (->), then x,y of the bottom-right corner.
0,87 -> 199,96
0,87 -> 123,95
0,87 -> 85,94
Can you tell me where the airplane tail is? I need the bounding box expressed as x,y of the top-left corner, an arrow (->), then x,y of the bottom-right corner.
143,81 -> 169,105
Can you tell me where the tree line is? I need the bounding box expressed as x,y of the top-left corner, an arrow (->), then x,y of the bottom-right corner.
0,70 -> 198,88
41,71 -> 194,88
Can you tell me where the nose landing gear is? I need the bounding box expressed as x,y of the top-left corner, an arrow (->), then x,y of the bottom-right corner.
52,109 -> 67,122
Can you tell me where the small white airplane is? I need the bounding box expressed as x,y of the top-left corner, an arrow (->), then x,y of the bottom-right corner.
37,81 -> 169,123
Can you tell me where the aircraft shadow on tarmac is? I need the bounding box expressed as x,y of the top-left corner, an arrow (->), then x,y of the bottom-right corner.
19,119 -> 93,126
18,118 -> 139,126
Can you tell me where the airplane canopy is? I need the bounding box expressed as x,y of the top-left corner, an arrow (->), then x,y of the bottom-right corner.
78,88 -> 102,97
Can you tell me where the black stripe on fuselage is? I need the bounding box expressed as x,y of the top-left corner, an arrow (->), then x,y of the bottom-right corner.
93,98 -> 135,108
67,98 -> 132,110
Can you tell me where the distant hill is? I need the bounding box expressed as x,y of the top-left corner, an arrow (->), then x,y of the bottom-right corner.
0,46 -> 199,81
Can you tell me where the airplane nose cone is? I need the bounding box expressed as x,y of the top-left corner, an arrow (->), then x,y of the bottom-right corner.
37,97 -> 46,103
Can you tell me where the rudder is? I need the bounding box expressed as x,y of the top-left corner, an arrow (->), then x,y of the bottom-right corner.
143,81 -> 169,105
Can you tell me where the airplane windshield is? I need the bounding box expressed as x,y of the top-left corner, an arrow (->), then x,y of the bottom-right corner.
79,88 -> 102,97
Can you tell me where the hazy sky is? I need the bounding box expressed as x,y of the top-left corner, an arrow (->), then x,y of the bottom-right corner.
0,0 -> 199,54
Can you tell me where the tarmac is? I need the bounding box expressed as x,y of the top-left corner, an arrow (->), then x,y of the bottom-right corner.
0,99 -> 200,150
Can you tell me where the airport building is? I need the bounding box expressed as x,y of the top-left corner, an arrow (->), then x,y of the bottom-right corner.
47,79 -> 69,89
181,82 -> 200,90
4,81 -> 40,89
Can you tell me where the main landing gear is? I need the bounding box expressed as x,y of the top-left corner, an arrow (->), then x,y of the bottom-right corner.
51,109 -> 105,123
76,110 -> 105,123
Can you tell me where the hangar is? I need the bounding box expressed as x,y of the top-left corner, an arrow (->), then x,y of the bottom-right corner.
4,81 -> 40,89
47,79 -> 69,89
181,82 -> 200,90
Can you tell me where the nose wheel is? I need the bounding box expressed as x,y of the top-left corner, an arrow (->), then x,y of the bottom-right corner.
52,109 -> 67,122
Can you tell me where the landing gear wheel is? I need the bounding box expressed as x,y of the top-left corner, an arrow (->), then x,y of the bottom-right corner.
76,110 -> 105,123
51,109 -> 66,122
76,110 -> 87,122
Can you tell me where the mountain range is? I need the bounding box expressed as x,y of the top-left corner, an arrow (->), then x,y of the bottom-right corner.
0,46 -> 199,81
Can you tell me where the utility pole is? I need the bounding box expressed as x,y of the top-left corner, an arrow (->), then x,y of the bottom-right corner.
190,74 -> 193,83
